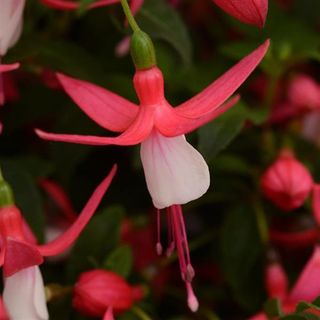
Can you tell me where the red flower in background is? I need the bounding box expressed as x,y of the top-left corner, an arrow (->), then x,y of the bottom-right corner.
212,0 -> 268,28
73,269 -> 143,319
261,149 -> 313,211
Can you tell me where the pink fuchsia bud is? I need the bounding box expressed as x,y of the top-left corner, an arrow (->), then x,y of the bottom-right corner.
287,74 -> 320,111
265,262 -> 288,299
73,269 -> 143,318
3,265 -> 49,320
0,0 -> 25,56
261,150 -> 313,211
212,0 -> 268,28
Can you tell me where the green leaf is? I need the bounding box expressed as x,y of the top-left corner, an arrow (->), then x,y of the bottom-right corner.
264,299 -> 284,318
198,102 -> 247,160
136,0 -> 192,65
67,205 -> 124,281
220,205 -> 264,311
312,297 -> 320,308
103,245 -> 133,278
296,302 -> 320,313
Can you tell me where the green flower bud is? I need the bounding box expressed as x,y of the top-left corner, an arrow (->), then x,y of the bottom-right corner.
130,31 -> 157,70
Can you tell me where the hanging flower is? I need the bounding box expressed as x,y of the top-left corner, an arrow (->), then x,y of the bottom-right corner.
73,269 -> 143,319
261,149 -> 313,211
0,166 -> 117,319
36,34 -> 269,310
212,0 -> 268,28
0,0 -> 25,57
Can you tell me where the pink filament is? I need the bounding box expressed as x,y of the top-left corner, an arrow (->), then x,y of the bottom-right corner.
155,205 -> 198,312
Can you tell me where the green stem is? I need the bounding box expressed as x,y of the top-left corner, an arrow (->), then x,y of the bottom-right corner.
120,0 -> 140,33
200,307 -> 221,320
131,305 -> 152,320
253,200 -> 269,245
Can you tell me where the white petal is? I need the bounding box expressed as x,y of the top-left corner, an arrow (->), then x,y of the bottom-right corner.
0,0 -> 25,56
140,130 -> 210,209
3,266 -> 49,320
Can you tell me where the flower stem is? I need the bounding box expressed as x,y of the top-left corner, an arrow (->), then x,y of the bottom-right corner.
120,0 -> 140,33
131,305 -> 152,320
253,200 -> 269,245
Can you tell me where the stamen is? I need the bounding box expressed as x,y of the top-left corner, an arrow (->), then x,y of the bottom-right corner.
166,208 -> 175,257
156,209 -> 162,255
186,282 -> 199,312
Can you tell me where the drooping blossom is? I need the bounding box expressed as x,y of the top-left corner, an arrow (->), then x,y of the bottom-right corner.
0,166 -> 117,319
73,269 -> 143,319
212,0 -> 268,28
0,0 -> 25,56
250,246 -> 320,319
36,38 -> 269,310
261,149 -> 313,211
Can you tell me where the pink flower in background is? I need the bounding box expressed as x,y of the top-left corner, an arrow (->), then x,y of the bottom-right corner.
212,0 -> 268,28
261,149 -> 313,211
36,40 -> 269,310
0,63 -> 19,106
40,0 -> 142,14
287,74 -> 320,111
40,0 -> 119,10
0,166 -> 116,319
0,0 -> 25,56
73,269 -> 143,319
250,246 -> 320,319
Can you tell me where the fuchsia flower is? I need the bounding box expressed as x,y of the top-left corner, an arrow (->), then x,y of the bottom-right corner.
73,269 -> 143,319
261,149 -> 313,211
36,39 -> 269,310
250,246 -> 320,319
212,0 -> 268,28
0,166 -> 117,319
